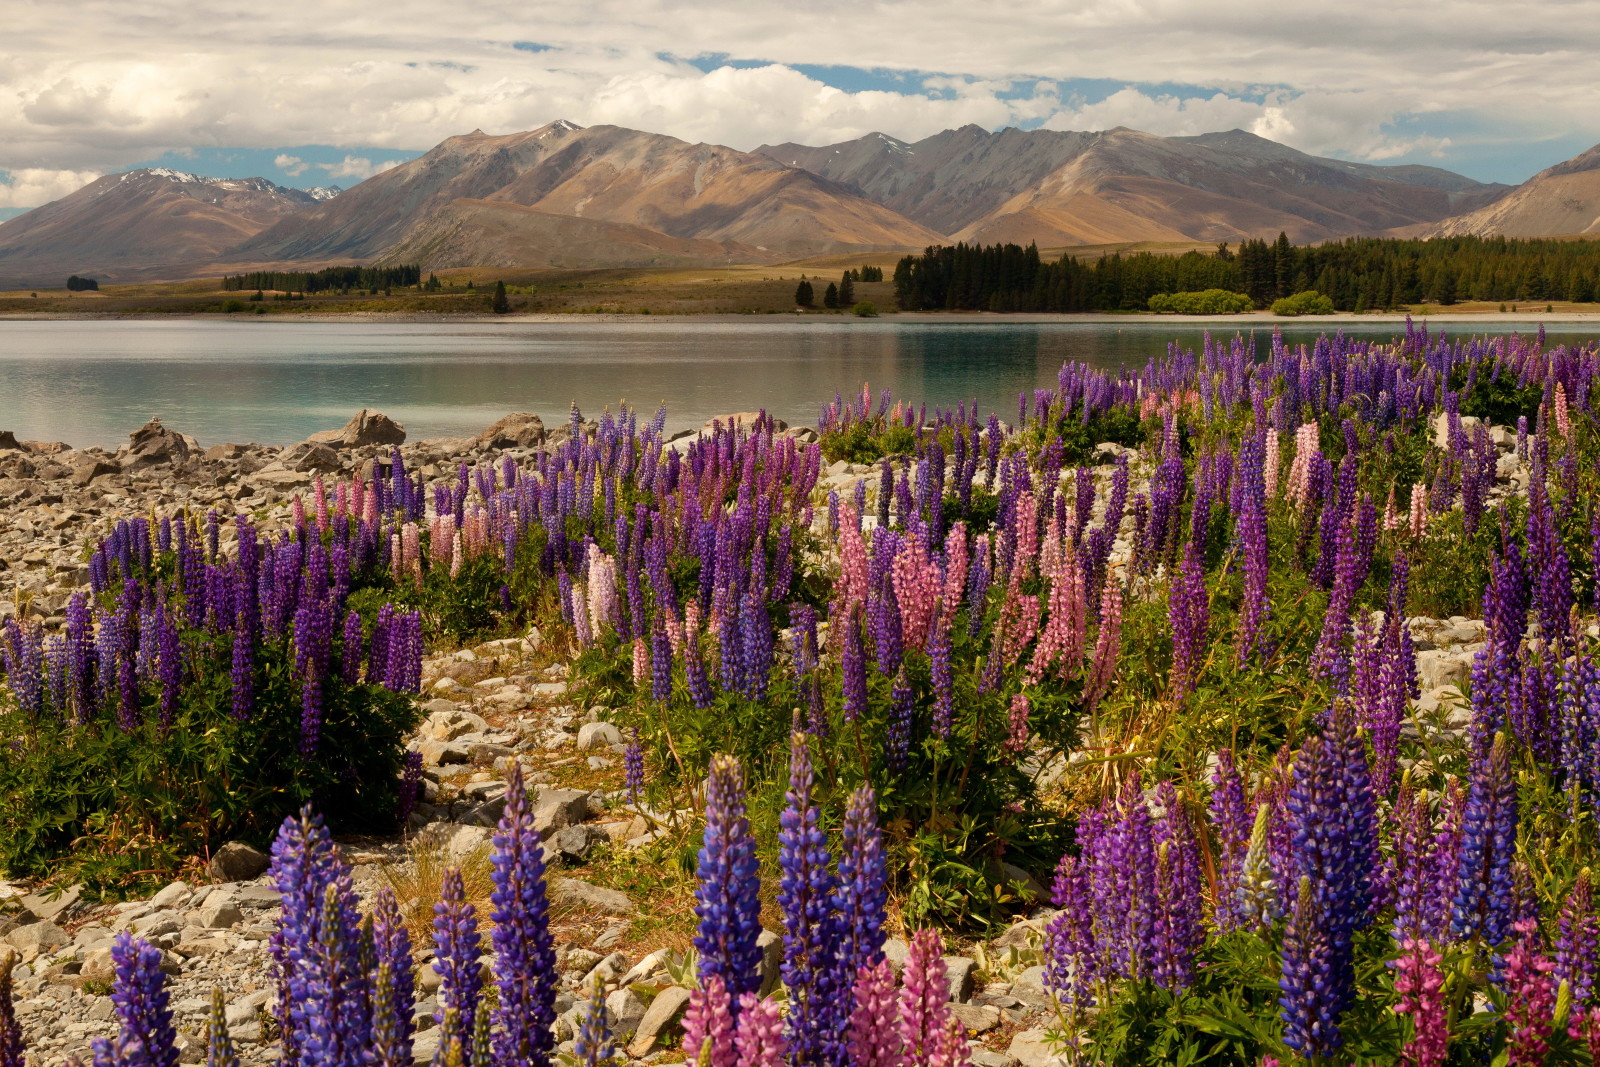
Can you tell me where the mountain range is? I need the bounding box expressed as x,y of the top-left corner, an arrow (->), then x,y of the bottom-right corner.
4,119 -> 1600,289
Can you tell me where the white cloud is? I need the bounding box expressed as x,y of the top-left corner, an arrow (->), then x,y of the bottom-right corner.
317,155 -> 401,180
4,0 -> 1600,191
274,153 -> 309,177
0,167 -> 103,207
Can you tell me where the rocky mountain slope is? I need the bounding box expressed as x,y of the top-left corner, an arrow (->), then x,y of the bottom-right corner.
758,125 -> 1509,245
0,170 -> 337,288
1424,142 -> 1600,237
236,122 -> 942,266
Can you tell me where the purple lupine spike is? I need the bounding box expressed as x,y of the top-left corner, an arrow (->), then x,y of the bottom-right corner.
339,611 -> 363,686
432,867 -> 483,1054
694,756 -> 763,1005
886,670 -> 913,774
489,766 -> 557,1067
1555,871 -> 1598,1011
840,605 -> 868,723
1208,749 -> 1252,934
396,751 -> 423,828
91,934 -> 178,1067
833,784 -> 887,985
230,611 -> 255,722
1045,852 -> 1100,1009
1167,540 -> 1209,699
370,887 -> 414,1067
778,733 -> 841,1066
293,597 -> 335,758
1452,733 -> 1520,946
927,609 -> 953,740
1152,782 -> 1203,990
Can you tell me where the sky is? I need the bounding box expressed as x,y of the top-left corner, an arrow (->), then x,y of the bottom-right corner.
5,0 -> 1600,211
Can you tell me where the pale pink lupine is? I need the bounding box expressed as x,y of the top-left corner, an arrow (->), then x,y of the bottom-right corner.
1029,549 -> 1086,682
569,584 -> 591,648
449,532 -> 464,579
1383,486 -> 1402,532
1263,428 -> 1281,499
1039,511 -> 1064,581
1555,382 -> 1572,438
1014,492 -> 1040,579
899,930 -> 957,1064
939,523 -> 969,631
1392,938 -> 1447,1067
930,1012 -> 971,1067
848,961 -> 907,1067
838,507 -> 870,608
1283,423 -> 1321,508
892,540 -> 941,653
400,523 -> 422,586
1409,484 -> 1430,538
586,544 -> 617,640
1083,577 -> 1124,717
1004,694 -> 1031,757
632,638 -> 649,686
335,481 -> 350,520
313,475 -> 329,529
682,975 -> 736,1067
291,495 -> 306,529
1002,593 -> 1042,663
665,610 -> 686,656
430,516 -> 456,565
732,994 -> 786,1067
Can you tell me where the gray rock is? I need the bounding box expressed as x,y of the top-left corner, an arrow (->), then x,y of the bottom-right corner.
207,842 -> 270,883
80,946 -> 115,983
131,911 -> 184,939
459,797 -> 508,827
5,920 -> 67,956
949,1001 -> 1002,1033
757,929 -> 783,995
276,441 -> 343,473
603,987 -> 648,1041
149,881 -> 193,910
19,884 -> 82,924
308,409 -> 407,449
196,902 -> 243,930
235,885 -> 283,908
120,418 -> 198,470
944,955 -> 977,1003
476,413 -> 546,450
1012,965 -> 1052,1007
883,936 -> 910,974
576,722 -> 623,751
411,1027 -> 440,1065
534,788 -> 591,834
554,825 -> 608,863
552,878 -> 635,916
1416,649 -> 1471,691
1009,1029 -> 1070,1067
625,984 -> 691,1057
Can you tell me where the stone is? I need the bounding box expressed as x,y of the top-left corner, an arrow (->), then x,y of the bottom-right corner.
80,947 -> 116,984
625,985 -> 691,1056
534,788 -> 591,834
235,885 -> 282,908
1430,412 -> 1480,450
460,797 -> 509,827
757,929 -> 784,995
575,721 -> 623,751
196,902 -> 244,929
69,457 -> 119,486
411,1027 -> 440,1065
5,920 -> 67,956
149,881 -> 192,910
1009,1029 -> 1070,1067
277,440 -> 343,473
1012,965 -> 1051,1006
604,987 -> 648,1038
19,884 -> 82,923
1416,649 -> 1471,691
476,413 -> 547,450
225,990 -> 271,1027
207,841 -> 270,882
120,418 -> 198,469
944,955 -> 978,1002
131,911 -> 184,939
702,412 -> 787,434
991,920 -> 1041,952
554,824 -> 608,862
1000,862 -> 1047,904
551,878 -> 635,916
308,409 -> 407,448
949,1002 -> 1002,1033
883,936 -> 910,974
0,431 -> 17,451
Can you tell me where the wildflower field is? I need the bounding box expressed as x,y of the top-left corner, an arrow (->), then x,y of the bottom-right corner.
5,319 -> 1600,1065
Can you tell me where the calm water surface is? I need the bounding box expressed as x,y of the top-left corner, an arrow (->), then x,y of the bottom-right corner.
2,318 -> 1597,448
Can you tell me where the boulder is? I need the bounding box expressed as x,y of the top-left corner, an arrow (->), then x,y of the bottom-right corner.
476,413 -> 546,450
625,985 -> 691,1057
1009,1030 -> 1069,1067
576,721 -> 623,751
0,432 -> 18,451
944,955 -> 977,1002
604,987 -> 648,1039
20,884 -> 82,924
533,788 -> 591,835
69,455 -> 119,486
207,841 -> 270,883
701,412 -> 787,434
119,418 -> 199,469
309,409 -> 406,448
949,1002 -> 1001,1032
202,443 -> 258,462
554,824 -> 608,863
551,878 -> 635,916
277,441 -> 343,473
6,920 -> 68,956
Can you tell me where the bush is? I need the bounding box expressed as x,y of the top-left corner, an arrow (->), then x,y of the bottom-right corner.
1269,290 -> 1335,315
1147,289 -> 1254,314
853,301 -> 879,317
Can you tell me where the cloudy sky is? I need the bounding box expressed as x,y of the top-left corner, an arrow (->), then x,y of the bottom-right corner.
4,0 -> 1600,211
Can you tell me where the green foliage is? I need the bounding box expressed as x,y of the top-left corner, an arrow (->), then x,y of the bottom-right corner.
794,279 -> 814,307
819,420 -> 919,464
1147,290 -> 1254,315
491,280 -> 511,314
852,301 -> 879,318
222,264 -> 422,293
220,299 -> 247,313
1269,290 -> 1335,316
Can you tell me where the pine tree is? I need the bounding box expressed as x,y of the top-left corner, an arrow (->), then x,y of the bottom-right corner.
794,279 -> 814,307
491,280 -> 510,314
838,273 -> 856,306
823,282 -> 839,308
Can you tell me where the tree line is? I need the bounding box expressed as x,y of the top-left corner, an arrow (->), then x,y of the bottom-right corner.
795,266 -> 882,309
892,235 -> 1600,313
222,264 -> 422,293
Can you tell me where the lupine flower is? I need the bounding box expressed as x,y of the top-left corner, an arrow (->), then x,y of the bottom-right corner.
432,867 -> 483,1054
370,891 -> 414,1067
489,765 -> 557,1067
1168,541 -> 1209,698
1391,938 -> 1448,1067
0,951 -> 24,1067
834,785 -> 888,984
1558,871 -> 1599,1016
840,606 -> 869,723
204,987 -> 240,1067
624,729 -> 645,804
732,995 -> 788,1067
1503,919 -> 1557,1066
847,961 -> 907,1067
898,930 -> 956,1063
572,974 -> 617,1066
93,934 -> 178,1067
1208,750 -> 1252,934
1452,734 -> 1519,946
1004,693 -> 1031,757
682,974 -> 736,1067
779,733 -> 841,1066
695,756 -> 764,1002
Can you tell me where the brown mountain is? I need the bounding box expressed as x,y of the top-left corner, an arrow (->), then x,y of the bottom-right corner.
239,121 -> 942,265
0,170 -> 335,288
1424,143 -> 1600,237
758,126 -> 1509,245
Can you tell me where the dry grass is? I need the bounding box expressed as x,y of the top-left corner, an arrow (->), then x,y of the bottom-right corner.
378,837 -> 500,951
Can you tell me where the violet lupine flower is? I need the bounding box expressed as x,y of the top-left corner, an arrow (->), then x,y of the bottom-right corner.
694,756 -> 764,1003
92,934 -> 178,1067
928,613 -> 954,740
1391,938 -> 1448,1067
846,961 -> 906,1067
682,975 -> 735,1067
1452,734 -> 1519,947
649,615 -> 672,704
778,732 -> 842,1067
572,975 -> 616,1066
840,606 -> 869,723
866,588 -> 904,677
432,867 -> 483,1054
370,890 -> 414,1067
1208,749 -> 1252,934
294,597 -> 335,757
887,671 -> 914,775
1555,871 -> 1597,1012
1503,919 -> 1558,1066
340,611 -> 363,686
833,785 -> 887,984
0,950 -> 22,1067
1153,782 -> 1203,991
489,765 -> 558,1067
898,930 -> 957,1064
396,751 -> 424,827
1167,541 -> 1209,699
624,729 -> 645,804
1279,876 -> 1342,1059
1045,852 -> 1101,1010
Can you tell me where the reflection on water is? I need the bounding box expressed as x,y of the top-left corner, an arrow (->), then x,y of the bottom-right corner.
0,318 -> 1595,448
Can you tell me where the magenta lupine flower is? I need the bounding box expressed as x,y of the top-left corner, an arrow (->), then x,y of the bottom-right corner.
898,930 -> 956,1063
732,995 -> 787,1067
1167,540 -> 1209,699
682,975 -> 736,1067
847,960 -> 907,1067
1503,919 -> 1557,1066
1391,938 -> 1448,1067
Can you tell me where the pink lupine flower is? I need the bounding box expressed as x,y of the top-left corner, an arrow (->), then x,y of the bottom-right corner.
1028,551 -> 1086,682
1408,484 -> 1429,538
899,930 -> 956,1063
1504,919 -> 1557,1067
732,994 -> 786,1067
1083,578 -> 1124,717
1284,422 -> 1320,508
1391,938 -> 1447,1067
1004,694 -> 1031,757
1263,428 -> 1281,499
1555,382 -> 1572,437
939,523 -> 969,630
848,960 -> 907,1067
683,974 -> 736,1067
313,475 -> 329,529
838,507 -> 870,608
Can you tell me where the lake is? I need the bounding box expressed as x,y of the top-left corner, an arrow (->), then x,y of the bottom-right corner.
1,317 -> 1596,448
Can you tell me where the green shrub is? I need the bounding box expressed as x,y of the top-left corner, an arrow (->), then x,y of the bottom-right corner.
1147,289 -> 1254,314
852,301 -> 879,317
1269,290 -> 1335,316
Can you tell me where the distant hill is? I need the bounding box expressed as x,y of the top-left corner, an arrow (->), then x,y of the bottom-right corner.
0,170 -> 339,288
237,121 -> 943,267
1424,143 -> 1600,237
757,125 -> 1510,246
